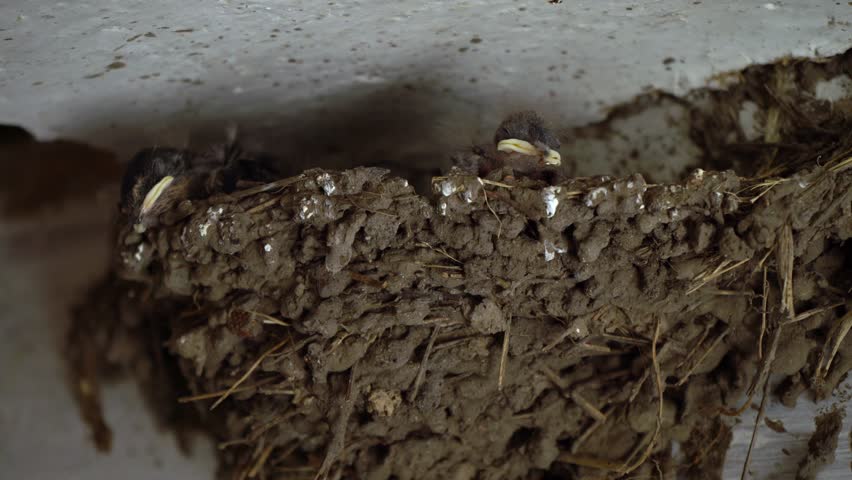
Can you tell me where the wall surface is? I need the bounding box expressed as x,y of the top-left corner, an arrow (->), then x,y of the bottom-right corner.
1,1 -> 851,161
1,1 -> 851,479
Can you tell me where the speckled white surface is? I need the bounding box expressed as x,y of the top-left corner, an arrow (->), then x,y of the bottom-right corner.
1,1 -> 851,479
1,0 -> 850,160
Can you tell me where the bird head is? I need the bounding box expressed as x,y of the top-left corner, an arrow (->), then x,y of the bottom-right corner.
494,111 -> 562,166
119,147 -> 190,232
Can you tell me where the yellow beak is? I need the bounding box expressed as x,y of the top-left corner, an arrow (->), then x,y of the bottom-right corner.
543,149 -> 562,166
497,138 -> 538,156
497,138 -> 562,166
140,175 -> 174,215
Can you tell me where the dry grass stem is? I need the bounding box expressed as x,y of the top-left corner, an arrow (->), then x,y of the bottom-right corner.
211,337 -> 289,410
248,310 -> 289,327
776,224 -> 795,318
675,328 -> 730,387
740,334 -> 777,480
570,391 -> 607,422
782,302 -> 845,326
178,377 -> 278,403
687,258 -> 750,294
410,326 -> 441,402
814,310 -> 852,386
498,318 -> 512,391
759,266 -> 768,359
248,445 -> 275,478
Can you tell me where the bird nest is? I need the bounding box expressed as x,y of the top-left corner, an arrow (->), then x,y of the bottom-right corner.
68,52 -> 852,480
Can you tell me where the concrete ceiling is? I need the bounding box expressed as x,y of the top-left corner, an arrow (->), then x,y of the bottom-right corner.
1,0 -> 850,162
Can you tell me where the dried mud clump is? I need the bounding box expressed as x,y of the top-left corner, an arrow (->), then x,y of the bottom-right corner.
69,52 -> 852,480
796,407 -> 845,480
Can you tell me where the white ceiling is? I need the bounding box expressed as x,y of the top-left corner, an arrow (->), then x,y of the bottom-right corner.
1,0 -> 849,162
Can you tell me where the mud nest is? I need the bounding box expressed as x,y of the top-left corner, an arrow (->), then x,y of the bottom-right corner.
69,53 -> 852,480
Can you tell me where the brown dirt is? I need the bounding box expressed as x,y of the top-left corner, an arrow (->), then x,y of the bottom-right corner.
67,50 -> 852,479
765,417 -> 787,433
797,407 -> 845,480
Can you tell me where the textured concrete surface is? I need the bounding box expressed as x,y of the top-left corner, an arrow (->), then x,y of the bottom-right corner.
1,1 -> 851,479
1,1 -> 850,162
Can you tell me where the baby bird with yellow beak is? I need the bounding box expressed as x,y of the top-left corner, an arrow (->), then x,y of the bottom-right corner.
119,131 -> 283,233
494,110 -> 562,172
452,111 -> 563,183
119,147 -> 199,233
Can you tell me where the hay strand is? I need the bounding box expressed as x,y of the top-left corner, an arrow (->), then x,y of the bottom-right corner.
498,318 -> 512,391
776,224 -> 795,318
410,326 -> 441,402
211,337 -> 289,410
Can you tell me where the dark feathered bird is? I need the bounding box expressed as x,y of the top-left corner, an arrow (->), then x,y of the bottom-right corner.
119,147 -> 195,232
452,111 -> 562,181
119,130 -> 282,232
493,111 -> 561,165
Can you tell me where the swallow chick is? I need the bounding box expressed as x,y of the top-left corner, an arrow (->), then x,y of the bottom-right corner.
493,110 -> 562,174
119,147 -> 197,233
120,132 -> 283,233
450,111 -> 563,182
216,125 -> 284,191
